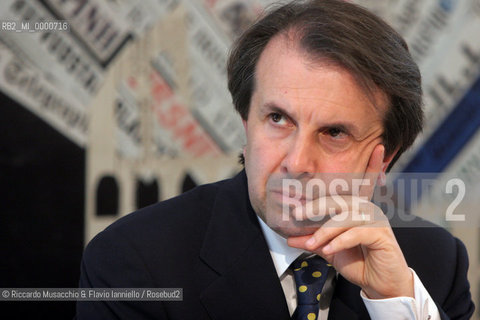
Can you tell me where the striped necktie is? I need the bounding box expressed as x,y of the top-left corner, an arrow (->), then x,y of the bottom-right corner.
291,255 -> 331,320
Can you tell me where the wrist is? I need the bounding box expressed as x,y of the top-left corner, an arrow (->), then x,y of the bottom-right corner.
363,270 -> 414,299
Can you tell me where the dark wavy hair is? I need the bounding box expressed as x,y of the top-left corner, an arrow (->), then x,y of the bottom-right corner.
227,0 -> 423,170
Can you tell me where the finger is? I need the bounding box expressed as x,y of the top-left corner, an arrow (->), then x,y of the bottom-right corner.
306,210 -> 374,249
322,225 -> 390,255
359,144 -> 385,199
287,236 -> 333,261
297,195 -> 370,222
287,234 -> 313,249
289,208 -> 376,251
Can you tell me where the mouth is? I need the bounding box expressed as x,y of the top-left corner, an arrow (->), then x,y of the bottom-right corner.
269,190 -> 311,204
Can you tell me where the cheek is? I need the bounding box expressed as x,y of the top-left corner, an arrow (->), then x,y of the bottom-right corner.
349,141 -> 382,171
245,136 -> 282,184
246,126 -> 272,160
324,145 -> 375,172
322,154 -> 357,172
246,140 -> 274,173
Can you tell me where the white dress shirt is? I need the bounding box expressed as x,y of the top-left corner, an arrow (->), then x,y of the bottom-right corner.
257,217 -> 441,319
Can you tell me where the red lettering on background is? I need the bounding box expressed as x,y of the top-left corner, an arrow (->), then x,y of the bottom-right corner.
156,104 -> 186,128
150,72 -> 173,102
150,72 -> 220,157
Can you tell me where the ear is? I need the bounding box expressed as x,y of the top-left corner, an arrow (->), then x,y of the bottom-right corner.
242,119 -> 247,132
377,147 -> 398,186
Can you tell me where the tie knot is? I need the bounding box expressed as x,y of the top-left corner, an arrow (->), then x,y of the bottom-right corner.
291,255 -> 330,272
291,256 -> 331,306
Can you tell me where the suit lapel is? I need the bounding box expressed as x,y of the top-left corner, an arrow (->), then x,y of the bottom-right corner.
199,171 -> 290,320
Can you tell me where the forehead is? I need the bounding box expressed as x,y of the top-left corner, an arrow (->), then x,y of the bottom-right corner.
253,34 -> 388,115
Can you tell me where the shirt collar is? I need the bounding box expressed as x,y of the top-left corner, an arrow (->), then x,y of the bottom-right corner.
257,216 -> 307,277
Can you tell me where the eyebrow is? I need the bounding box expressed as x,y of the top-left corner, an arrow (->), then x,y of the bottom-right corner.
260,101 -> 361,137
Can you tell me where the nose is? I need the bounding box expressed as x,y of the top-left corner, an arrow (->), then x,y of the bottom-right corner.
281,133 -> 318,177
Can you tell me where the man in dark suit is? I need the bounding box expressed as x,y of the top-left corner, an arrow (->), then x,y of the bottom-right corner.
77,0 -> 474,319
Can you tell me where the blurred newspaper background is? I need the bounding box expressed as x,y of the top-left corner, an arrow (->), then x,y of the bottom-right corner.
1,0 -> 479,318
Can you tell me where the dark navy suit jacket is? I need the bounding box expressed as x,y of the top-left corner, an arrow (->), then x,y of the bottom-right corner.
76,171 -> 474,319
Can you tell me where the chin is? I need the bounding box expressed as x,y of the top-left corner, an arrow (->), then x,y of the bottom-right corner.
254,200 -> 321,238
272,224 -> 318,238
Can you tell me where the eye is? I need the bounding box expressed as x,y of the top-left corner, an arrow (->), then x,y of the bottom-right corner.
269,112 -> 287,125
328,128 -> 343,137
320,126 -> 351,151
324,127 -> 348,140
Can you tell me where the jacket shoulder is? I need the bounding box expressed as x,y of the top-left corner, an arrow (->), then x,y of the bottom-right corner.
80,179 -> 229,285
103,179 -> 223,238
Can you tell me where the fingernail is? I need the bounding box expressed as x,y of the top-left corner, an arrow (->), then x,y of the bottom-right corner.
306,237 -> 316,247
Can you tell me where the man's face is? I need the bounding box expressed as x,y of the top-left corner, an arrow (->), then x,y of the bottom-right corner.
243,35 -> 391,237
